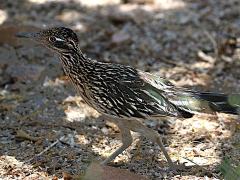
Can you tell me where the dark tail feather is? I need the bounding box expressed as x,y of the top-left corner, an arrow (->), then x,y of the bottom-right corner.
197,92 -> 240,115
177,108 -> 194,118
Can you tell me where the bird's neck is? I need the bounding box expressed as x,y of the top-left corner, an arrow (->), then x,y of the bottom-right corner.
59,49 -> 95,89
59,49 -> 88,70
59,50 -> 92,100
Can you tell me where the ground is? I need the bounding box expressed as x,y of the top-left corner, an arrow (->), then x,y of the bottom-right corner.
0,0 -> 240,179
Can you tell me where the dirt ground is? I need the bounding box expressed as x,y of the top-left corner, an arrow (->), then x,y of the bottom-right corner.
0,0 -> 240,179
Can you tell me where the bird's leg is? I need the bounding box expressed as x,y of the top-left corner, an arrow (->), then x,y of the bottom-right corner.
101,120 -> 133,165
128,120 -> 185,171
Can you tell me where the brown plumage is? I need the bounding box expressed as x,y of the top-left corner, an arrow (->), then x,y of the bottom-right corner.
16,27 -> 240,171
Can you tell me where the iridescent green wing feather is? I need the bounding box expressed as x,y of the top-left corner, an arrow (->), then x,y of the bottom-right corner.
116,69 -> 181,118
137,70 -> 214,114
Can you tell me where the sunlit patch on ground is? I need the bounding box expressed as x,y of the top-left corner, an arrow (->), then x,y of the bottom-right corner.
0,10 -> 8,25
0,156 -> 48,179
0,0 -> 239,179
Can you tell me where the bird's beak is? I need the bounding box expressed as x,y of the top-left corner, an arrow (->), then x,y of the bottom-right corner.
15,32 -> 40,39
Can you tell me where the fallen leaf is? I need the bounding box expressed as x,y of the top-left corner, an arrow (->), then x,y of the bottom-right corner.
15,129 -> 40,142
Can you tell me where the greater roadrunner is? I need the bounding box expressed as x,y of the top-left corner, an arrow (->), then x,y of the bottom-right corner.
16,27 -> 240,170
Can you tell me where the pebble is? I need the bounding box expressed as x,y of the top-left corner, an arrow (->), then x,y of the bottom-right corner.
112,29 -> 131,44
101,127 -> 109,135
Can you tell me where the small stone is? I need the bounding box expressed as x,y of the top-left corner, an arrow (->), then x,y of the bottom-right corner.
60,134 -> 76,148
77,0 -> 121,7
101,127 -> 109,135
123,0 -> 154,4
112,30 -> 130,44
65,106 -> 86,122
56,10 -> 81,23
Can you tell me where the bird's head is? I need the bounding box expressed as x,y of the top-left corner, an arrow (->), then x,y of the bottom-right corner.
16,27 -> 79,53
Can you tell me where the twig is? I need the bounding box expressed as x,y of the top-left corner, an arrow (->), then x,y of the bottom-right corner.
16,129 -> 40,142
182,157 -> 203,168
192,16 -> 219,61
197,50 -> 215,63
25,136 -> 65,163
203,30 -> 218,60
182,157 -> 219,178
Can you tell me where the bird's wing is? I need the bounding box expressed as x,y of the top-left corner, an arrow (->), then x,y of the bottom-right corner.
113,70 -> 182,118
138,71 -> 214,114
139,71 -> 228,115
87,66 -> 185,119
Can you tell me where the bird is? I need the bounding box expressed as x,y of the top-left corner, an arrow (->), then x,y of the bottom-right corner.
16,27 -> 240,171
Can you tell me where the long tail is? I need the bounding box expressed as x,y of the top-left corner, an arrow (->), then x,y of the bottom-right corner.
169,91 -> 240,116
196,92 -> 240,115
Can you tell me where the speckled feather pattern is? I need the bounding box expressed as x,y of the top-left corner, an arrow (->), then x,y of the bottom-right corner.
16,27 -> 239,171
61,50 -> 240,118
60,52 -> 183,119
32,27 -> 239,119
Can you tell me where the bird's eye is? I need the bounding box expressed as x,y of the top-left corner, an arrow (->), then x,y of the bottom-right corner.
49,36 -> 57,43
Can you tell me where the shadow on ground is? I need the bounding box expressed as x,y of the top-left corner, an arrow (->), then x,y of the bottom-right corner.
0,0 -> 239,179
